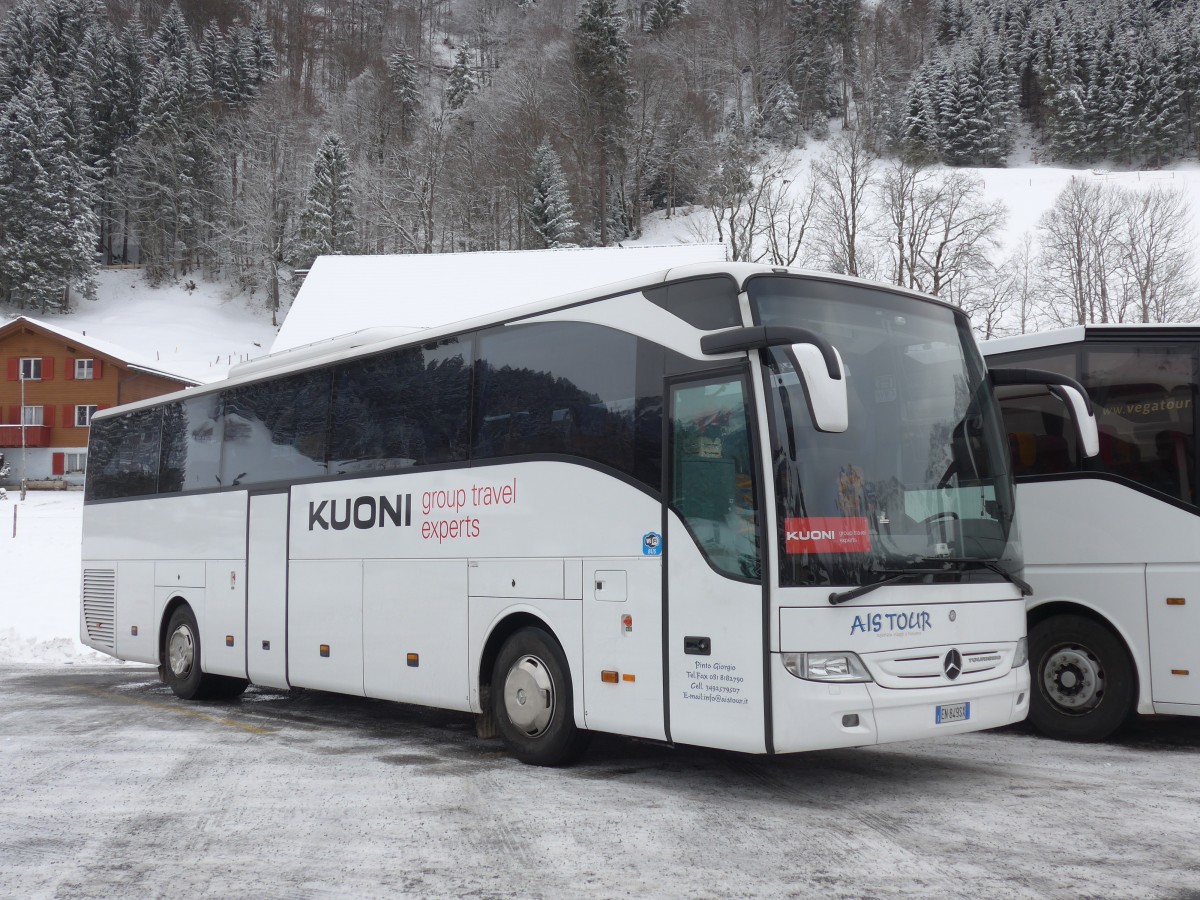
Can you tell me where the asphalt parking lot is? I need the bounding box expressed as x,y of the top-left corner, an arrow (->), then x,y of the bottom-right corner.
2,663 -> 1199,899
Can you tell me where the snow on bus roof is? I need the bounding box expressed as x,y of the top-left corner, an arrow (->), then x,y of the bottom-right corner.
272,245 -> 728,354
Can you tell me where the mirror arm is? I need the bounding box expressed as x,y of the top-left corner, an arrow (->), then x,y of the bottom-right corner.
700,326 -> 842,379
989,367 -> 1094,416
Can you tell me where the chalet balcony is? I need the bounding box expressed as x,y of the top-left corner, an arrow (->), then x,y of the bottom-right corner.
0,425 -> 51,448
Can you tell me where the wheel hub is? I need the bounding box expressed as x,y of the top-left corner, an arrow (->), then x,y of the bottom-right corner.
503,655 -> 554,737
1043,646 -> 1104,712
168,624 -> 195,678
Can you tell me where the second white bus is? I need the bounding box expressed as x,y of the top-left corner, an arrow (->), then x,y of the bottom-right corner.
986,325 -> 1199,741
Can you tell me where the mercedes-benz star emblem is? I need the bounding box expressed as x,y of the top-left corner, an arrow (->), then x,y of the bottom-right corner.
943,648 -> 963,680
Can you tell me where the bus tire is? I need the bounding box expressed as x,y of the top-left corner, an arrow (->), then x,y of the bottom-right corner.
1028,613 -> 1135,742
163,605 -> 246,701
492,627 -> 590,766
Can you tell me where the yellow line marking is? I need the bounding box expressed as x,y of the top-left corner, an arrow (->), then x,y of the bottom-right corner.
73,685 -> 273,734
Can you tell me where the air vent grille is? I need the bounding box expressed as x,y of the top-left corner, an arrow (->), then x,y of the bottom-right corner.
82,568 -> 116,651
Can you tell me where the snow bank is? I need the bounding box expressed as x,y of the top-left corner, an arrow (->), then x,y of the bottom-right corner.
0,491 -> 118,665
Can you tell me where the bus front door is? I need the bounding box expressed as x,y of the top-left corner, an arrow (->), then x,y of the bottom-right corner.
665,374 -> 769,754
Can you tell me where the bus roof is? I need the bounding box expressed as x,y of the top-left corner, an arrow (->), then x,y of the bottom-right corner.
984,323 -> 1200,356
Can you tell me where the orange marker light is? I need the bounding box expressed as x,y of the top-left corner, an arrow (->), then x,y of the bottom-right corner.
225,635 -> 234,647
320,644 -> 330,657
1172,669 -> 1190,676
407,653 -> 420,668
622,673 -> 636,683
601,670 -> 619,684
1167,597 -> 1187,606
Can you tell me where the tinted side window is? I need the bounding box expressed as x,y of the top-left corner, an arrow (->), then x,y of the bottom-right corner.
1084,343 -> 1196,505
159,393 -> 224,492
474,323 -> 639,478
330,338 -> 471,474
85,407 -> 163,500
644,276 -> 741,330
221,369 -> 331,487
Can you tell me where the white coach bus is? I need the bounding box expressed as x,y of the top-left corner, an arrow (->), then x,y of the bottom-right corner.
985,325 -> 1199,741
80,263 -> 1095,765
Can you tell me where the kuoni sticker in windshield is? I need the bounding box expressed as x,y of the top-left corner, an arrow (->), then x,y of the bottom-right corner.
785,517 -> 871,554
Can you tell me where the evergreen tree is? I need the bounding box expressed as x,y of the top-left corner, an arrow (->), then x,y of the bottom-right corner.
446,47 -> 477,110
129,39 -> 215,281
0,0 -> 41,106
0,68 -> 97,310
1131,40 -> 1181,164
789,0 -> 838,132
939,33 -> 1016,166
573,0 -> 632,244
221,25 -> 257,103
762,78 -> 801,143
247,13 -> 276,85
199,24 -> 225,97
386,42 -> 420,142
901,60 -> 943,162
38,0 -> 99,93
1044,69 -> 1090,162
293,134 -> 357,268
152,2 -> 191,64
525,138 -> 578,248
645,0 -> 687,36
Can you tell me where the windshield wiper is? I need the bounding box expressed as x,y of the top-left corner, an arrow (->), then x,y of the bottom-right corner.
828,569 -> 951,605
828,557 -> 1032,605
914,557 -> 1033,596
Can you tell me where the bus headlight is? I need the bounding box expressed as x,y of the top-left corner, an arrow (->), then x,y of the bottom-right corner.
1012,636 -> 1028,669
782,652 -> 873,683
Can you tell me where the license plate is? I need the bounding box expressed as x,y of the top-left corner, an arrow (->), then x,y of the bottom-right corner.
935,702 -> 970,724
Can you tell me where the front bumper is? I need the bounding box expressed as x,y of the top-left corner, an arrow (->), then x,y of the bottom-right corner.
770,654 -> 1030,753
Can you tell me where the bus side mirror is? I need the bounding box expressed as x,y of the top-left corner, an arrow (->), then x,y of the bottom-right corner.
786,343 -> 848,433
699,325 -> 849,433
990,367 -> 1100,459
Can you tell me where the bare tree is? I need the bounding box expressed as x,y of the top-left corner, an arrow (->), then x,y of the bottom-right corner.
1037,178 -> 1125,325
877,156 -> 931,287
761,169 -> 819,266
914,171 -> 1006,298
1120,185 -> 1199,323
812,129 -> 876,276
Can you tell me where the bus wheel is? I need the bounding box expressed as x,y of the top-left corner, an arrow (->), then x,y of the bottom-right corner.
1028,614 -> 1135,742
492,627 -> 590,766
164,605 -> 247,701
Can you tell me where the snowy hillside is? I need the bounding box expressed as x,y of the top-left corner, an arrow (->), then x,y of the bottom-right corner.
44,269 -> 280,384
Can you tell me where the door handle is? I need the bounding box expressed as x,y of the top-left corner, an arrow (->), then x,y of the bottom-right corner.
684,636 -> 711,656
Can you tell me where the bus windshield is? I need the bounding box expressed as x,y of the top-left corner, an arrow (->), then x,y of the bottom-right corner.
749,276 -> 1019,589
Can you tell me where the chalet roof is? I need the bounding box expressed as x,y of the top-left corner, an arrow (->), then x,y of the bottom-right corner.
272,244 -> 729,354
0,315 -> 200,386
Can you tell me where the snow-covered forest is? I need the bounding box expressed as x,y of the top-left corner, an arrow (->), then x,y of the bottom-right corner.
1,0 -> 1199,333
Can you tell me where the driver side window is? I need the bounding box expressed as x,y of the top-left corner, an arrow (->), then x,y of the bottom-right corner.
670,376 -> 760,580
